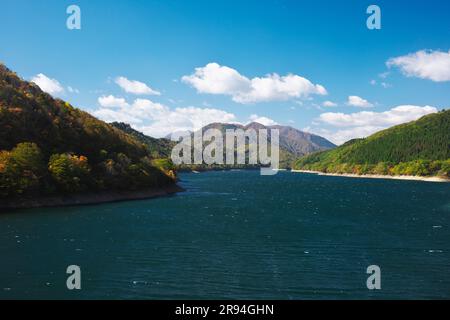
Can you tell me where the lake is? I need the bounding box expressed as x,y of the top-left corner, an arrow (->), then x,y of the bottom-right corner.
0,170 -> 449,299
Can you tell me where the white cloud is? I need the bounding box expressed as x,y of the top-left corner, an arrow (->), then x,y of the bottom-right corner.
387,50 -> 450,82
182,63 -> 250,96
248,114 -> 278,126
115,76 -> 161,95
138,106 -> 236,137
318,105 -> 437,128
182,62 -> 327,104
67,86 -> 79,94
98,95 -> 129,108
323,100 -> 337,107
31,73 -> 64,96
93,96 -> 236,138
346,95 -> 373,108
93,108 -> 143,125
310,105 -> 438,145
306,126 -> 386,146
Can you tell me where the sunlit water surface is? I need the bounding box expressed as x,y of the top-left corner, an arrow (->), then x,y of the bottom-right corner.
1,170 -> 449,299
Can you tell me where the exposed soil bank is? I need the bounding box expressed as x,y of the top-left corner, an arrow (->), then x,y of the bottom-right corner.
0,184 -> 185,211
292,170 -> 449,183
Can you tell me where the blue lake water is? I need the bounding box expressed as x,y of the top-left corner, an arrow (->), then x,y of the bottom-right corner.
0,170 -> 449,299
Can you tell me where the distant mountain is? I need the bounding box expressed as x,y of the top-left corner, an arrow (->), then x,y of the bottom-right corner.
112,122 -> 335,170
200,121 -> 335,155
293,110 -> 450,177
271,125 -> 336,156
0,64 -> 176,202
178,122 -> 336,169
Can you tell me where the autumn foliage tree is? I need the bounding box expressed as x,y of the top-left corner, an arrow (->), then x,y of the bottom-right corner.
0,63 -> 176,202
48,154 -> 91,192
0,142 -> 45,196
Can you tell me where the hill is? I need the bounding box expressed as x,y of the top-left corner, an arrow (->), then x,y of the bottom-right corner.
111,122 -> 176,159
186,122 -> 335,169
200,122 -> 335,158
271,124 -> 336,155
0,64 -> 176,203
293,110 -> 450,177
114,122 -> 336,170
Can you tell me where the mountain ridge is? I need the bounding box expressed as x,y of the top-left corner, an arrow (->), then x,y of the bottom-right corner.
293,109 -> 450,178
189,121 -> 336,157
116,121 -> 336,169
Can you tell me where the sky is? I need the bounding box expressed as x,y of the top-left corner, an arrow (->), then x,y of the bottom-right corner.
1,0 -> 449,144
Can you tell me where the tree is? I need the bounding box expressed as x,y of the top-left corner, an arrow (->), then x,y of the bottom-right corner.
0,142 -> 45,196
439,159 -> 450,177
373,162 -> 389,175
48,154 -> 90,192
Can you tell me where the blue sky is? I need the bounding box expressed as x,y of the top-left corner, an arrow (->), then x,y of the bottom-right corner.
1,0 -> 449,144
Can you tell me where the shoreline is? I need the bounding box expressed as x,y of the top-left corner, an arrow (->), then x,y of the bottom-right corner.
291,170 -> 449,183
0,184 -> 185,211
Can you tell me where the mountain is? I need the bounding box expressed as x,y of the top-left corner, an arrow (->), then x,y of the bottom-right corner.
179,122 -> 335,169
201,121 -> 335,153
293,110 -> 450,177
0,64 -> 176,202
111,122 -> 335,170
271,125 -> 336,156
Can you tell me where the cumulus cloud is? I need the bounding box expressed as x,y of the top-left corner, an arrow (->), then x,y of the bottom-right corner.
346,95 -> 373,108
304,126 -> 386,146
319,105 -> 437,128
93,96 -> 236,138
93,108 -> 143,125
98,95 -> 129,108
182,63 -> 250,96
387,50 -> 450,82
115,76 -> 161,95
248,114 -> 278,126
31,73 -> 64,96
323,100 -> 337,107
309,105 -> 438,145
140,106 -> 236,138
182,62 -> 327,104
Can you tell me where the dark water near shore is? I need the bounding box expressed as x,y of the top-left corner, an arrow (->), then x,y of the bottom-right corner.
1,170 -> 449,299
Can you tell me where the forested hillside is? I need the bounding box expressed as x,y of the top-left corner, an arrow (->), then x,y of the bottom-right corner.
0,64 -> 175,201
181,122 -> 335,170
111,122 -> 176,159
294,110 -> 450,177
111,121 -> 335,170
